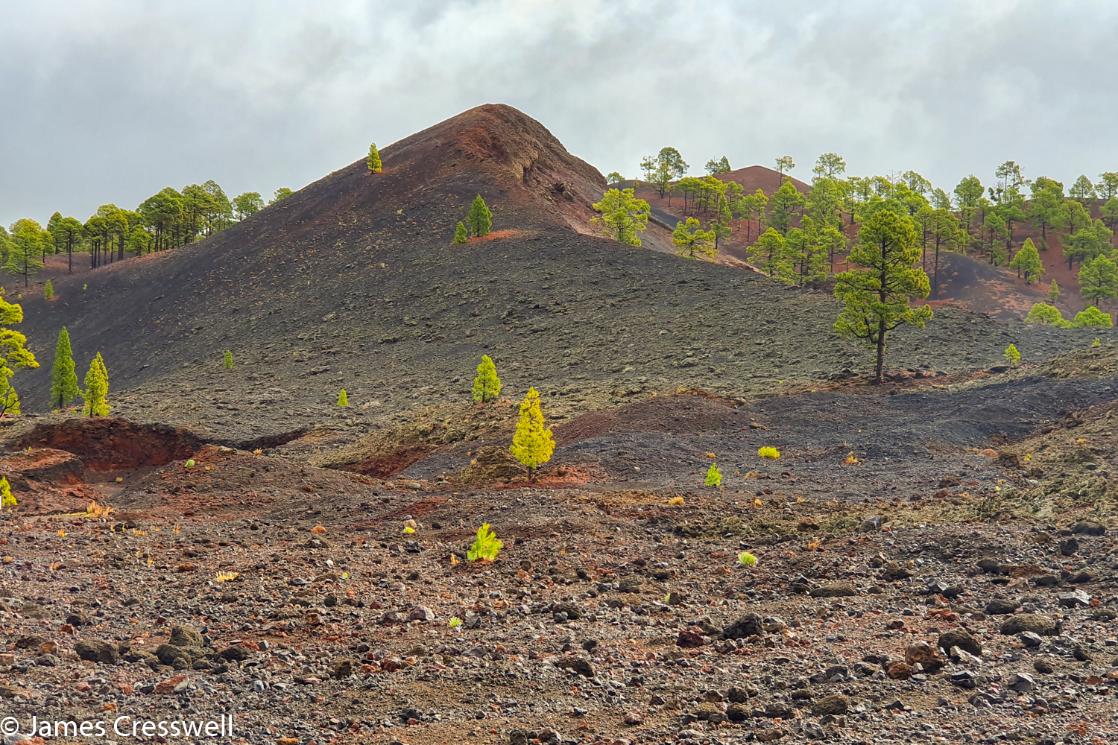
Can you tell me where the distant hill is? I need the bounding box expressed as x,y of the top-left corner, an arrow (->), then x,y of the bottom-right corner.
718,165 -> 810,195
9,105 -> 1087,438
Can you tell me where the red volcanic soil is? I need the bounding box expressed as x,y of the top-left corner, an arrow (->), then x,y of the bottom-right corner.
927,252 -> 1049,319
719,164 -> 810,195
15,418 -> 205,471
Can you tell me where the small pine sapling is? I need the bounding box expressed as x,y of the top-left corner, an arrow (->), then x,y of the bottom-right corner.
82,353 -> 109,417
223,350 -> 234,369
367,143 -> 382,174
466,523 -> 503,562
337,388 -> 349,407
471,354 -> 502,403
453,221 -> 469,245
704,462 -> 722,488
1004,343 -> 1021,366
737,551 -> 758,567
50,327 -> 79,410
43,280 -> 54,301
466,195 -> 492,237
0,476 -> 15,510
510,387 -> 555,479
758,446 -> 781,460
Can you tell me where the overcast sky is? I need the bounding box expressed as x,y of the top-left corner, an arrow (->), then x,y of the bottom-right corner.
3,0 -> 1117,227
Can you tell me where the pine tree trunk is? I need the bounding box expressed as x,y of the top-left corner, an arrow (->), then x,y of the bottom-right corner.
875,236 -> 888,384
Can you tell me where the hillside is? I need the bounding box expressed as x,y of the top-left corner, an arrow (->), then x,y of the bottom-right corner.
3,104 -> 1118,745
11,105 -> 1097,440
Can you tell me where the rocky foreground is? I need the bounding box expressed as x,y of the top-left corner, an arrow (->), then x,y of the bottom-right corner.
1,350 -> 1116,744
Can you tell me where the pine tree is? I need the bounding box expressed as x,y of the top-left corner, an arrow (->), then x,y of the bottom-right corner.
592,188 -> 650,246
367,143 -> 382,174
1072,306 -> 1114,328
1048,280 -> 1060,303
768,180 -> 805,234
82,353 -> 109,417
0,288 -> 38,416
834,204 -> 932,383
6,219 -> 47,287
337,388 -> 349,407
223,350 -> 234,369
510,387 -> 555,480
1004,343 -> 1021,366
50,326 -> 79,410
0,377 -> 19,417
672,217 -> 716,260
471,354 -> 502,403
1025,302 -> 1070,327
704,462 -> 722,488
748,227 -> 794,282
43,280 -> 54,300
466,195 -> 492,237
453,221 -> 469,244
1008,238 -> 1044,283
0,476 -> 15,510
1078,254 -> 1118,306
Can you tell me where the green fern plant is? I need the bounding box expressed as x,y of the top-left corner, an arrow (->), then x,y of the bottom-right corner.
467,522 -> 503,562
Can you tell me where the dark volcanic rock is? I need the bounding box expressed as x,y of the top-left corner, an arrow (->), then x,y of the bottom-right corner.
722,613 -> 765,639
938,629 -> 983,656
1000,613 -> 1060,636
75,640 -> 119,664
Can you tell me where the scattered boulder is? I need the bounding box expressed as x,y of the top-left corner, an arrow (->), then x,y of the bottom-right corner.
1007,672 -> 1034,692
808,583 -> 857,599
1058,590 -> 1091,608
722,613 -> 764,639
1069,520 -> 1105,536
677,627 -> 707,648
905,641 -> 945,673
217,645 -> 251,662
169,625 -> 204,649
554,656 -> 595,678
1000,614 -> 1060,637
984,598 -> 1020,616
937,629 -> 982,657
407,606 -> 436,622
75,640 -> 119,665
886,662 -> 914,680
811,694 -> 849,716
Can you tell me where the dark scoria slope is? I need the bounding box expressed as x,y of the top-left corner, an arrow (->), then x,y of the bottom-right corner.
13,104 -> 1097,438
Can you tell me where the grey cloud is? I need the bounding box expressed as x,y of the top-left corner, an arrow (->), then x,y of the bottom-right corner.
3,0 -> 1117,227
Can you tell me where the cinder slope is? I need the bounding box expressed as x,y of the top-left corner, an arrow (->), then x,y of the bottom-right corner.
11,106 -> 1093,438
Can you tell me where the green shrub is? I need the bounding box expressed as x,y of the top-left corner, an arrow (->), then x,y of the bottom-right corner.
737,551 -> 757,567
471,355 -> 501,403
704,462 -> 722,488
1003,343 -> 1021,366
467,523 -> 503,562
1072,306 -> 1113,328
1025,302 -> 1071,327
0,477 -> 16,510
